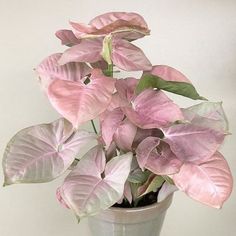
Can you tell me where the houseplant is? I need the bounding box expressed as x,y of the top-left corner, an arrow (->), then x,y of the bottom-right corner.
2,11 -> 233,236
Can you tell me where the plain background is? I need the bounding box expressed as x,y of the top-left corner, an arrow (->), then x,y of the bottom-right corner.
0,0 -> 235,235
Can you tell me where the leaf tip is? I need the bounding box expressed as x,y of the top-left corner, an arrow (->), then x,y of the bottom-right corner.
199,96 -> 208,101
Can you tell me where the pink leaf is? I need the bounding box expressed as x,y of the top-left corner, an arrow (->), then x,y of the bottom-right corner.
69,21 -> 96,38
182,102 -> 229,132
149,65 -> 191,83
35,53 -> 91,91
48,69 -> 115,128
55,29 -> 81,46
57,146 -> 132,218
113,118 -> 137,151
100,108 -> 124,147
90,12 -> 149,31
173,152 -> 233,208
2,119 -> 97,185
123,89 -> 184,129
70,12 -> 150,40
123,181 -> 133,204
112,39 -> 152,71
162,123 -> 226,163
115,77 -> 138,103
136,137 -> 182,175
133,128 -> 164,148
58,38 -> 103,65
136,136 -> 160,170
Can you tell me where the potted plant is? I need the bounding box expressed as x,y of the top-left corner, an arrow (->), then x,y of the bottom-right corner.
2,12 -> 233,236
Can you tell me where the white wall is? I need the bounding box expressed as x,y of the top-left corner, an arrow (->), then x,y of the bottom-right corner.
0,0 -> 235,235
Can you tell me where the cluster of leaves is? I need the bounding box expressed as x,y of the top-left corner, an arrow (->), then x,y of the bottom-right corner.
2,12 -> 233,221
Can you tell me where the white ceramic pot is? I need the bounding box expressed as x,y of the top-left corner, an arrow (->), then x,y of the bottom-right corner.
88,194 -> 173,236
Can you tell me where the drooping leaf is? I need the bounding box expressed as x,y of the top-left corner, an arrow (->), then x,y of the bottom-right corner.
112,39 -> 152,71
57,146 -> 132,218
58,38 -> 103,65
162,123 -> 226,164
47,69 -> 115,128
123,89 -> 184,129
2,119 -> 97,185
173,152 -> 233,208
35,53 -> 91,91
136,65 -> 206,100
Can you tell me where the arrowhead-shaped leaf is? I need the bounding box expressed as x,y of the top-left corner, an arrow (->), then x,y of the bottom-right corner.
35,53 -> 91,91
112,39 -> 152,71
48,69 -> 115,128
2,119 -> 97,185
123,89 -> 184,129
58,38 -> 103,65
136,65 -> 206,100
162,123 -> 226,163
173,152 -> 233,208
57,145 -> 132,218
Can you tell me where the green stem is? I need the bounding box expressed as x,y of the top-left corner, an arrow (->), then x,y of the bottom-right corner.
104,63 -> 113,77
91,120 -> 98,134
107,63 -> 113,77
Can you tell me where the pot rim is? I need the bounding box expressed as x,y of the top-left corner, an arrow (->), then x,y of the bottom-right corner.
90,194 -> 173,224
108,193 -> 173,213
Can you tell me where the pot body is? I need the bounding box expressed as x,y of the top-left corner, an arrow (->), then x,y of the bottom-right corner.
88,194 -> 173,236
